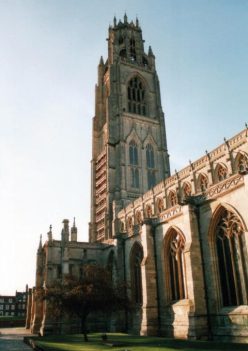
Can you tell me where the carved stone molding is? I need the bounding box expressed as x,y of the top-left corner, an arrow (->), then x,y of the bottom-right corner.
205,174 -> 244,200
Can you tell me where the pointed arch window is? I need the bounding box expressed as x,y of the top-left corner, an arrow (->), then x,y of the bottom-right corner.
235,153 -> 248,173
157,197 -> 164,214
165,230 -> 186,301
215,209 -> 248,306
130,243 -> 143,304
146,144 -> 155,168
129,140 -> 138,165
145,204 -> 153,218
168,190 -> 177,207
127,76 -> 146,116
129,140 -> 139,188
215,164 -> 228,182
198,173 -> 208,192
146,144 -> 156,189
183,182 -> 191,197
131,168 -> 139,188
135,210 -> 143,225
130,38 -> 136,61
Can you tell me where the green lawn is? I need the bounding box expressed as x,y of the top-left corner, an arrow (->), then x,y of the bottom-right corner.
0,316 -> 24,321
32,333 -> 248,351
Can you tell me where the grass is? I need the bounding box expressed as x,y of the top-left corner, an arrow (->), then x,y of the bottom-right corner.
31,333 -> 248,351
0,316 -> 24,321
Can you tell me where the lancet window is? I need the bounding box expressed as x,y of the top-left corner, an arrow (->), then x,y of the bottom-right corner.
215,209 -> 248,306
166,230 -> 186,301
135,210 -> 143,225
183,182 -> 191,197
130,243 -> 143,304
127,76 -> 146,116
129,140 -> 139,188
198,173 -> 208,192
129,140 -> 138,165
168,190 -> 177,207
145,204 -> 153,218
157,197 -> 164,214
146,144 -> 156,189
130,38 -> 136,61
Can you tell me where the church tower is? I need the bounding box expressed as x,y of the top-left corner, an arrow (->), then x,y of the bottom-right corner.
90,15 -> 170,243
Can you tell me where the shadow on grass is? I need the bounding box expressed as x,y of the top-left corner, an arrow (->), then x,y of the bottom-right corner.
29,333 -> 248,351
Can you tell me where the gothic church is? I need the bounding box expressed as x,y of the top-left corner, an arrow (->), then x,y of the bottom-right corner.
27,16 -> 248,343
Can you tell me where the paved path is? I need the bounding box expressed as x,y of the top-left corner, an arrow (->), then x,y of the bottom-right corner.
0,327 -> 33,351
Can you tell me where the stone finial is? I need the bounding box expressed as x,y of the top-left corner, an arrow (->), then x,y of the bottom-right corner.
148,46 -> 154,56
47,225 -> 52,242
61,219 -> 69,242
136,16 -> 139,27
113,16 -> 117,26
99,56 -> 104,65
124,13 -> 128,24
71,217 -> 77,242
38,234 -> 42,252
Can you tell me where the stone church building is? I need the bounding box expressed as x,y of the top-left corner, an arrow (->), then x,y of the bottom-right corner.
26,16 -> 248,343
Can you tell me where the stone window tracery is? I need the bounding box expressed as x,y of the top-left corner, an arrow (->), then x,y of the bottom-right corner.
119,49 -> 127,59
129,140 -> 139,188
236,153 -> 248,173
127,216 -> 133,229
130,243 -> 143,304
168,191 -> 177,207
145,204 -> 153,218
130,38 -> 136,61
215,209 -> 248,306
129,140 -> 138,165
198,173 -> 208,192
119,221 -> 125,232
165,230 -> 186,301
146,144 -> 156,189
183,182 -> 191,197
216,164 -> 228,182
157,197 -> 164,214
127,76 -> 146,116
135,210 -> 143,225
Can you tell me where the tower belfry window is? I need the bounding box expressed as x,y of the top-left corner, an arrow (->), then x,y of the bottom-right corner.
128,77 -> 146,116
130,38 -> 136,61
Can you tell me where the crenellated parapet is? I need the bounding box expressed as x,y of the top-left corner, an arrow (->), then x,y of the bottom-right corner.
116,127 -> 248,234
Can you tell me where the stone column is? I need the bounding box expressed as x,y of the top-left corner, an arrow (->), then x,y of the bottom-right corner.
30,287 -> 44,334
25,288 -> 32,329
186,205 -> 209,339
140,221 -> 159,336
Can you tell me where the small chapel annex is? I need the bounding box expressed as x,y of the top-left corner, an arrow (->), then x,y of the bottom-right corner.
26,16 -> 248,343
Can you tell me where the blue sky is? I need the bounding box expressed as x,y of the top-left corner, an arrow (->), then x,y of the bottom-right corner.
0,0 -> 247,294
